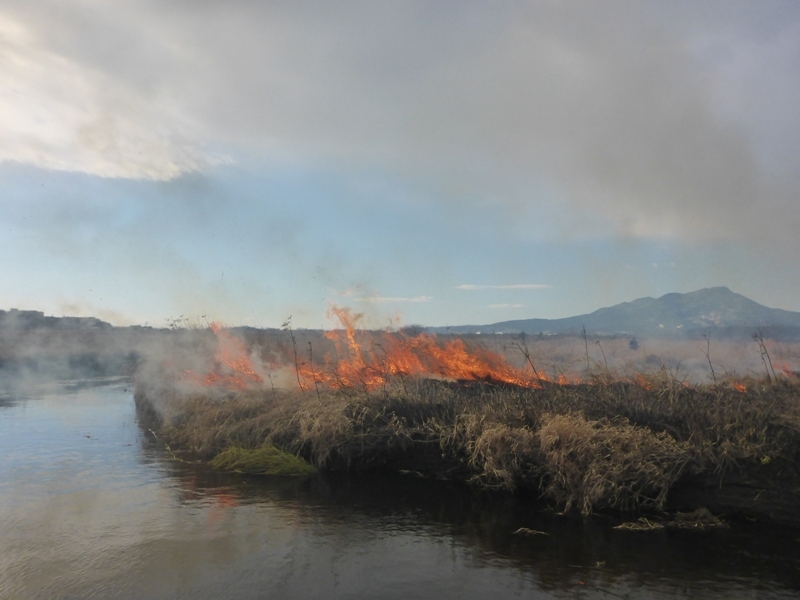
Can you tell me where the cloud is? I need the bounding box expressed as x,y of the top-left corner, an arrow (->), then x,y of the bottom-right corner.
333,288 -> 359,297
457,284 -> 551,290
488,303 -> 524,309
0,12 -> 226,180
1,1 -> 798,250
355,296 -> 433,304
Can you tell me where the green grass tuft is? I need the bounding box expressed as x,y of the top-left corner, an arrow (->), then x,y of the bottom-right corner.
210,445 -> 317,476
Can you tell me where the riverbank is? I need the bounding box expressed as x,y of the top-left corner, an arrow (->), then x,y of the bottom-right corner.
134,373 -> 800,524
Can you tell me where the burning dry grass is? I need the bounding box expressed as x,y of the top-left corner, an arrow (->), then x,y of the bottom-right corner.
135,374 -> 800,518
134,317 -> 800,519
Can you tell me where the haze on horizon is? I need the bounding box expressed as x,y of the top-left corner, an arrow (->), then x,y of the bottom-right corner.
1,1 -> 798,329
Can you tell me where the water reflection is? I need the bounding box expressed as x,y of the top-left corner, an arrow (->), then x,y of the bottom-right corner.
160,460 -> 800,598
1,380 -> 799,600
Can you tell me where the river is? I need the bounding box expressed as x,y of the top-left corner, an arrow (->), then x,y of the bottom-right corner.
1,379 -> 799,599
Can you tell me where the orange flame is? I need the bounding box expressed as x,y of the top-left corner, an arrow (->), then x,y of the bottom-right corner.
774,361 -> 798,378
634,374 -> 653,391
184,323 -> 263,390
180,309 -> 574,392
299,306 -> 550,390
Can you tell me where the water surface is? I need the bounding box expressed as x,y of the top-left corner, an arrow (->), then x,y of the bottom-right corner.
1,380 -> 799,599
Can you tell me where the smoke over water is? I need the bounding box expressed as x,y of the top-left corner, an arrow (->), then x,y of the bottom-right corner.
2,303 -> 799,413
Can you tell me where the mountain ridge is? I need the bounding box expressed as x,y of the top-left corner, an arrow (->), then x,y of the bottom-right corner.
429,287 -> 800,338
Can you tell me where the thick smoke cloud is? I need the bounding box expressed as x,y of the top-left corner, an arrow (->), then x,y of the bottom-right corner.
0,0 -> 798,252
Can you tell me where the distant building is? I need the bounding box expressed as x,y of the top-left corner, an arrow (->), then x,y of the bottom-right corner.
0,309 -> 112,330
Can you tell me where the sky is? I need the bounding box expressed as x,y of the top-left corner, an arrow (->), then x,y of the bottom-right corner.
1,0 -> 799,329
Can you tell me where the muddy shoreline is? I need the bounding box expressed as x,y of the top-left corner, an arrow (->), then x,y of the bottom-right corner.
667,469 -> 800,525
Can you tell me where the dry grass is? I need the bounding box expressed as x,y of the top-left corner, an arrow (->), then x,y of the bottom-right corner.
135,375 -> 800,517
537,413 -> 688,514
614,507 -> 728,531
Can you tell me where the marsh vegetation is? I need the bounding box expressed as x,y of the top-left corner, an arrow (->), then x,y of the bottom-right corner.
136,364 -> 800,522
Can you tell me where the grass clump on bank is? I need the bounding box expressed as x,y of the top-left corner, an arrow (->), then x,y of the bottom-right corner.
536,413 -> 689,514
209,445 -> 317,476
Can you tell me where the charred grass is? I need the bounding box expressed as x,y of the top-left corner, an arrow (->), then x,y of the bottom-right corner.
135,374 -> 800,518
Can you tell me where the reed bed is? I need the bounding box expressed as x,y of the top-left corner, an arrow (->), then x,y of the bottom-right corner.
135,375 -> 800,518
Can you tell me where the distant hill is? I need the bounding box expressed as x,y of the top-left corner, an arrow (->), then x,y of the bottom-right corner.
429,287 -> 800,339
0,309 -> 111,330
